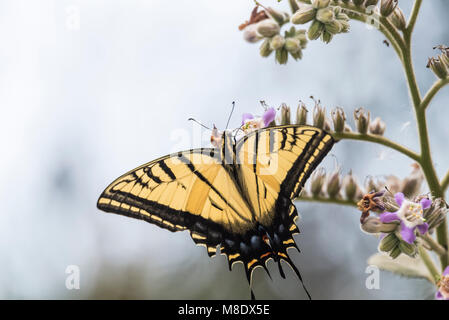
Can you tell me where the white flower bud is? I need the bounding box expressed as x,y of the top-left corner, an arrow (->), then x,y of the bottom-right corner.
316,8 -> 335,24
256,19 -> 281,38
270,35 -> 285,50
291,5 -> 316,24
243,24 -> 263,43
285,37 -> 301,54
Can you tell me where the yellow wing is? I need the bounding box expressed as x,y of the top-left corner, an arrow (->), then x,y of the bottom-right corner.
97,148 -> 256,256
236,125 -> 334,226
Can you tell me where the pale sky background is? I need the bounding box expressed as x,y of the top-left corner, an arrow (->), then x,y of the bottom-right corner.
0,0 -> 448,299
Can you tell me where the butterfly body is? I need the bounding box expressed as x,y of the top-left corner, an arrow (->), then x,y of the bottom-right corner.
97,125 -> 334,296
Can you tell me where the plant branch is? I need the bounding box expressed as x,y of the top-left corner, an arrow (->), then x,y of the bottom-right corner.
331,131 -> 420,162
418,246 -> 439,284
441,170 -> 449,192
296,195 -> 357,207
421,233 -> 447,257
405,0 -> 423,37
421,78 -> 449,110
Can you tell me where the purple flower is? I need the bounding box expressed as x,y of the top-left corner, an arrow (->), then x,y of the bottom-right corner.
436,267 -> 449,300
241,107 -> 276,133
379,192 -> 430,244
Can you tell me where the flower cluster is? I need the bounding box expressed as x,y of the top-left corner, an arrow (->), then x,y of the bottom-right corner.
239,5 -> 308,64
292,0 -> 350,43
358,191 -> 448,259
427,45 -> 449,80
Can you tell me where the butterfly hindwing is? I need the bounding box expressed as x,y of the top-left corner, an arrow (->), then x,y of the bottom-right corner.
233,125 -> 334,285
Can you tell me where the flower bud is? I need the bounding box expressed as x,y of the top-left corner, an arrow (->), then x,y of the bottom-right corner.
423,198 -> 448,231
401,163 -> 424,198
259,38 -> 273,57
389,7 -> 406,31
384,175 -> 401,194
243,24 -> 262,43
336,12 -> 349,21
369,117 -> 386,135
288,0 -> 300,13
382,194 -> 400,212
310,167 -> 326,197
331,107 -> 346,133
354,107 -> 371,134
327,169 -> 341,198
280,103 -> 291,125
380,0 -> 398,17
316,8 -> 335,24
323,119 -> 332,131
398,240 -> 417,257
295,29 -> 308,47
312,0 -> 330,9
440,52 -> 449,69
338,20 -> 350,33
296,102 -> 308,125
343,171 -> 360,201
344,124 -> 352,132
427,57 -> 448,80
379,233 -> 400,252
308,20 -> 324,40
312,100 -> 326,128
285,37 -> 301,54
361,217 -> 397,234
275,47 -> 288,64
325,20 -> 342,35
291,5 -> 316,24
270,34 -> 285,50
267,7 -> 288,25
364,176 -> 378,193
256,19 -> 281,37
290,49 -> 303,61
389,246 -> 402,259
361,217 -> 382,234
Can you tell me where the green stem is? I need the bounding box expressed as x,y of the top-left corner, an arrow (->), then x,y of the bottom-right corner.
418,246 -> 439,284
415,108 -> 449,268
421,78 -> 449,110
331,132 -> 420,162
393,2 -> 449,269
296,195 -> 357,207
441,170 -> 449,192
402,37 -> 422,109
421,233 -> 447,257
405,0 -> 423,36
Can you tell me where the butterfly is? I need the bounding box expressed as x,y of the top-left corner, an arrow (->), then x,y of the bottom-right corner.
97,125 -> 334,298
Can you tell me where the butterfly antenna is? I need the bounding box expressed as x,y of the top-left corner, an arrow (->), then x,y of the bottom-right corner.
225,101 -> 235,130
188,118 -> 211,131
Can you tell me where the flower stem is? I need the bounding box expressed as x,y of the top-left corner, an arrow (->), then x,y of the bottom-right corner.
392,2 -> 449,269
331,132 -> 420,162
418,246 -> 439,284
421,233 -> 447,257
405,0 -> 423,36
420,78 -> 449,110
441,170 -> 449,192
296,195 -> 357,207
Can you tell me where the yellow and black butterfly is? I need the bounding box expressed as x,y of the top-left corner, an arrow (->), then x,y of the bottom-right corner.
97,125 -> 334,298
